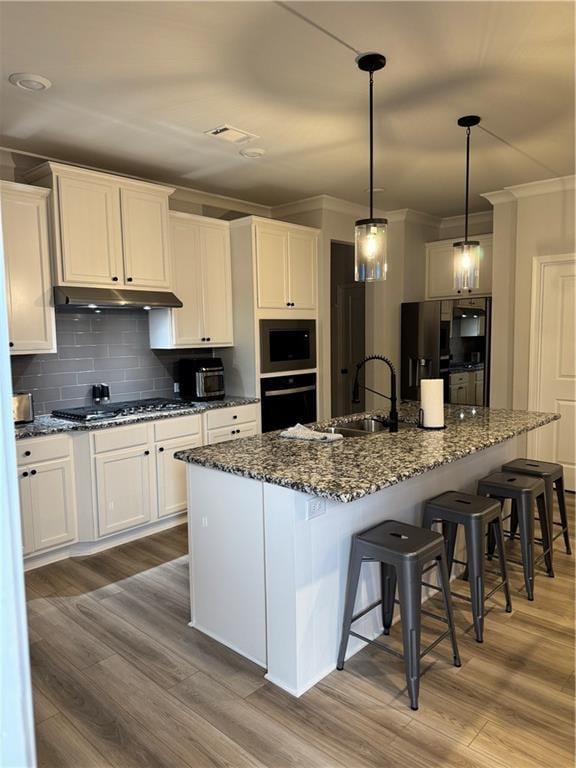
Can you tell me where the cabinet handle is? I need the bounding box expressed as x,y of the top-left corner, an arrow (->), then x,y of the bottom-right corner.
232,415 -> 238,420
30,469 -> 37,476
286,302 -> 290,307
158,447 -> 164,453
201,337 -> 206,342
24,450 -> 31,457
9,342 -> 14,348
127,277 -> 133,282
22,471 -> 29,478
112,276 -> 119,282
144,450 -> 150,456
207,337 -> 211,342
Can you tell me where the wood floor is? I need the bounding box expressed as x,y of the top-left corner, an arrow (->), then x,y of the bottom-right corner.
27,495 -> 575,768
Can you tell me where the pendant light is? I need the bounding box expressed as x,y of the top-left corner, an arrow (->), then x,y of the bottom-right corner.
355,52 -> 387,282
453,115 -> 481,292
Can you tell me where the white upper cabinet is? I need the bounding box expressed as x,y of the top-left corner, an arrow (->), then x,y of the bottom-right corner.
149,212 -> 233,349
1,182 -> 56,355
120,187 -> 171,288
25,163 -> 174,291
255,220 -> 318,310
425,233 -> 492,299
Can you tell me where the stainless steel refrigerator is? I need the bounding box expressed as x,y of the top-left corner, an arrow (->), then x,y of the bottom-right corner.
401,297 -> 491,406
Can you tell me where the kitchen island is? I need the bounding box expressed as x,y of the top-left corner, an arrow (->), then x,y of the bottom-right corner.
175,404 -> 558,697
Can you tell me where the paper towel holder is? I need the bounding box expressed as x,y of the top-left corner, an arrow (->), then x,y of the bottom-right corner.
417,409 -> 447,430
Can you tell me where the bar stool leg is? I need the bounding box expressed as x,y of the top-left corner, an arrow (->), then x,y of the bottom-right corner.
466,519 -> 486,643
381,562 -> 397,636
436,552 -> 462,668
555,476 -> 572,555
536,492 -> 554,577
492,516 -> 512,613
337,541 -> 363,670
517,496 -> 535,600
509,505 -> 519,541
441,520 -> 458,576
397,561 -> 422,711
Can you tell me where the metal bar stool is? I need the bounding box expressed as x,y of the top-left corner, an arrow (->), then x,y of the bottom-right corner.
477,472 -> 552,600
422,491 -> 512,643
502,459 -> 571,555
336,520 -> 461,711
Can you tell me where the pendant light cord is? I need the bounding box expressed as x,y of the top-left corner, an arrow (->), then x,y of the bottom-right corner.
369,70 -> 374,219
464,126 -> 471,242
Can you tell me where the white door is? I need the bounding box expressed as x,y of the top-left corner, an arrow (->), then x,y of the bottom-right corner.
120,187 -> 171,289
29,459 -> 76,550
288,231 -> 317,310
256,226 -> 289,309
156,435 -> 201,518
95,447 -> 155,535
200,224 -> 233,345
17,472 -> 34,556
1,185 -> 55,354
170,217 -> 205,346
529,255 -> 576,489
57,173 -> 124,286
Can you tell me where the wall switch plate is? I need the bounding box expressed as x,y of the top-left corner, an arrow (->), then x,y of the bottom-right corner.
306,498 -> 326,519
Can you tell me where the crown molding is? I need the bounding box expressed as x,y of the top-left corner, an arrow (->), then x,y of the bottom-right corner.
385,208 -> 440,227
439,210 -> 493,229
482,175 -> 575,204
272,194 -> 373,219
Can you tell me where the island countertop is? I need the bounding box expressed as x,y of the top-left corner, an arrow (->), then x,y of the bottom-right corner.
175,404 -> 559,503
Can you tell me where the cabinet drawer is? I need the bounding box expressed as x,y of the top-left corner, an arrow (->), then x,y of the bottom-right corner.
17,434 -> 71,466
449,373 -> 470,386
154,415 -> 201,442
205,404 -> 258,430
206,423 -> 257,445
93,423 -> 150,454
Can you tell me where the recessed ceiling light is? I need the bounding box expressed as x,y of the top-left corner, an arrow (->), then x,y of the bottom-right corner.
8,72 -> 52,91
239,147 -> 266,159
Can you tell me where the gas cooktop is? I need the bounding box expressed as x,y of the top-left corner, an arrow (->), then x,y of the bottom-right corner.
52,397 -> 196,422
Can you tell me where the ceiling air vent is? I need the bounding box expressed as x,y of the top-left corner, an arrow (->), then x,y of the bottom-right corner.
204,125 -> 259,145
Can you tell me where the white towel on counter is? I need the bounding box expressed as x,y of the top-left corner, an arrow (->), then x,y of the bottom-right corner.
280,423 -> 343,443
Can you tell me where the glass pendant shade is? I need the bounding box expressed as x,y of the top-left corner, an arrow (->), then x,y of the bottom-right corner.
355,218 -> 388,281
453,240 -> 480,291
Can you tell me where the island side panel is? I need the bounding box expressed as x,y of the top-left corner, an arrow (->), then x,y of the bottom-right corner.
264,437 -> 520,697
187,464 -> 267,667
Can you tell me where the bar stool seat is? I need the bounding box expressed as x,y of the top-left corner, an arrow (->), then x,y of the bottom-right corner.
423,491 -> 512,643
477,472 -> 552,600
337,520 -> 461,711
502,458 -> 571,555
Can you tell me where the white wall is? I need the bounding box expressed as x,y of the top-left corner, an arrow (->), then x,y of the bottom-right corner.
484,177 -> 576,409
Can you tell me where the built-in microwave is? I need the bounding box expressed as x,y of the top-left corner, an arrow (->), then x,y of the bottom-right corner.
260,319 -> 316,374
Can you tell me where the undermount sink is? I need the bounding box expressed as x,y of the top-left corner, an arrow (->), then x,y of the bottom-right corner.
322,417 -> 404,438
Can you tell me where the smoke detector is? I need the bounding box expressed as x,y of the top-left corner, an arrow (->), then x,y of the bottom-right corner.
240,147 -> 266,159
8,73 -> 52,91
204,124 -> 259,145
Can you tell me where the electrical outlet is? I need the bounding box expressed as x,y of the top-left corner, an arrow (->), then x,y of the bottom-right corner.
306,498 -> 326,519
201,516 -> 208,528
173,382 -> 180,394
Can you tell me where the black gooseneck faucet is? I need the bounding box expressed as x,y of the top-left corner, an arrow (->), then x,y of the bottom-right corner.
352,355 -> 399,433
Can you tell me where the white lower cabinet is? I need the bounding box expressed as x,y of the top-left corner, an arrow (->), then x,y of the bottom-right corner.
18,446 -> 77,556
156,434 -> 202,518
207,423 -> 258,445
95,446 -> 156,536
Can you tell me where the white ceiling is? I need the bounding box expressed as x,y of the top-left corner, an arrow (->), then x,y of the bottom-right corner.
0,1 -> 573,216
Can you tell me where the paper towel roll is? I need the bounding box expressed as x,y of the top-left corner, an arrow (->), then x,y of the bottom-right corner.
420,379 -> 445,428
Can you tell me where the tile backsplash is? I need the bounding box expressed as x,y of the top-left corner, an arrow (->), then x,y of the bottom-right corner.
11,309 -> 210,415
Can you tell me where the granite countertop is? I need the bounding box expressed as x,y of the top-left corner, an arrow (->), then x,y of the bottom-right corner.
174,403 -> 559,503
14,397 -> 260,440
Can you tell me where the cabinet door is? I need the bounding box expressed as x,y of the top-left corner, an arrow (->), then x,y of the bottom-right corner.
95,447 -> 155,536
18,472 -> 34,556
29,459 -> 76,550
156,435 -> 201,518
475,240 -> 493,295
255,226 -> 289,309
57,173 -> 123,286
200,224 -> 233,345
120,187 -> 171,289
288,231 -> 317,309
475,381 -> 484,405
426,243 -> 456,299
2,186 -> 56,354
170,217 -> 205,346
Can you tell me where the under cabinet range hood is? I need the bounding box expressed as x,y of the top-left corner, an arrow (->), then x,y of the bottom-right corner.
53,286 -> 183,310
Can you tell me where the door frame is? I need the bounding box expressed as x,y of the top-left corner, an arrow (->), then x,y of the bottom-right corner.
527,252 -> 576,454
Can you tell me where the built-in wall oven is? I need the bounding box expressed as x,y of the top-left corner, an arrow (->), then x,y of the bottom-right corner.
260,373 -> 317,432
260,319 -> 316,374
